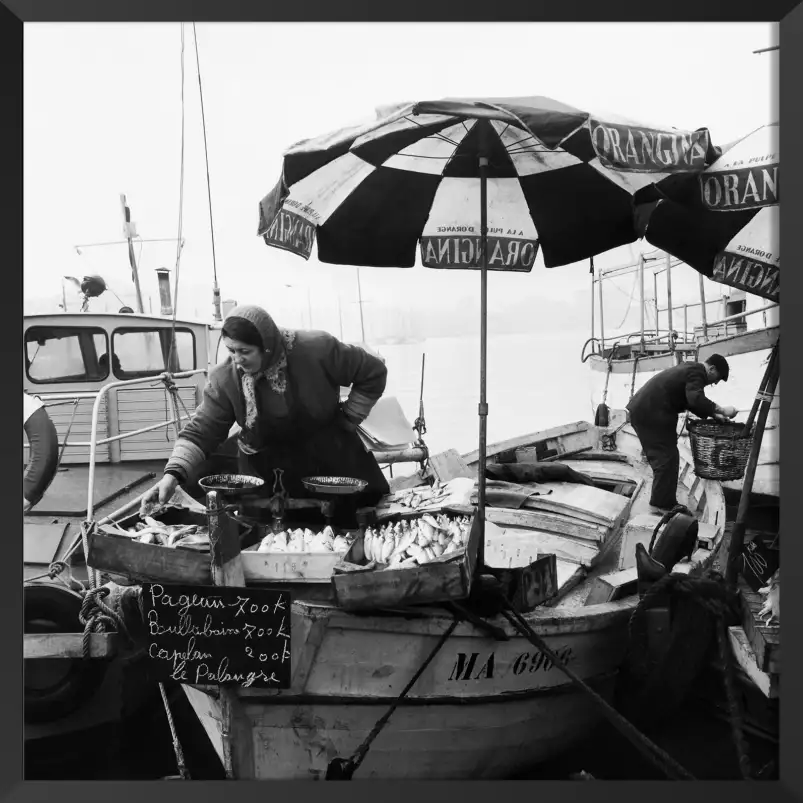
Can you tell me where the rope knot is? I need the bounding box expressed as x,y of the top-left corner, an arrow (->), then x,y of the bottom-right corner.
79,586 -> 132,660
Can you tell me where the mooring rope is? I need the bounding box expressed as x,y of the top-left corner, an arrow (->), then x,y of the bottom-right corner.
326,618 -> 459,780
501,603 -> 696,780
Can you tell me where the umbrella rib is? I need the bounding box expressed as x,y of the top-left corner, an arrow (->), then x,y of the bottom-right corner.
402,115 -> 461,148
506,146 -> 556,155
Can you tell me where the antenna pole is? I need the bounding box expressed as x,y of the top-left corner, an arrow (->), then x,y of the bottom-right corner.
120,194 -> 145,313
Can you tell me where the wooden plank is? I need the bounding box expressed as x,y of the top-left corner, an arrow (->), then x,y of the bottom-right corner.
484,507 -> 608,544
728,626 -> 778,699
556,460 -> 639,485
462,421 -> 591,465
584,568 -> 638,606
483,525 -> 599,568
697,325 -> 779,362
23,521 -> 70,566
521,482 -> 629,526
426,449 -> 475,482
207,490 -> 255,781
24,632 -> 118,660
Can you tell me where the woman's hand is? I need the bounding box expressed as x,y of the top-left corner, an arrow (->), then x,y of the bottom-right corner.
139,474 -> 179,517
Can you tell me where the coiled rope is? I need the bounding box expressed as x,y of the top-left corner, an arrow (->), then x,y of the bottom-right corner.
622,567 -> 750,776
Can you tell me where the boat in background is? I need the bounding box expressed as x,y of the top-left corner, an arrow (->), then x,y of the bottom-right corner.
584,248 -> 779,504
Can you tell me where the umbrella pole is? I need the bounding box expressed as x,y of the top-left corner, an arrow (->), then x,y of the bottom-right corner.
477,140 -> 489,573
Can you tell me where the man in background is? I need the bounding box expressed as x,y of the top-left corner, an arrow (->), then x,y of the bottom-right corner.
627,354 -> 737,511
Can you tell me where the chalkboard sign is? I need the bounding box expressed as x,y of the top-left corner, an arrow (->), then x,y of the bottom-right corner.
141,583 -> 291,688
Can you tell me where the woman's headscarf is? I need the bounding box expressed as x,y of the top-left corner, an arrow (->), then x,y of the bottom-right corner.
225,305 -> 296,449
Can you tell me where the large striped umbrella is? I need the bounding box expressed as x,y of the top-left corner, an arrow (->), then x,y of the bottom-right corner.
640,122 -> 779,302
256,96 -> 723,562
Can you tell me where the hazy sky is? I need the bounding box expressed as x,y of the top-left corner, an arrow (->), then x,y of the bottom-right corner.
23,22 -> 777,338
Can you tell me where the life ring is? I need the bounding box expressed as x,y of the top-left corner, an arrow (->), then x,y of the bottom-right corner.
24,583 -> 109,724
24,399 -> 59,510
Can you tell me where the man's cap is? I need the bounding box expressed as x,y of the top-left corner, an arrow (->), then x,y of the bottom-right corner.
706,353 -> 729,382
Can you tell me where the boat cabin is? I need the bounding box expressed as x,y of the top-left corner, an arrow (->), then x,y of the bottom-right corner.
23,312 -> 220,465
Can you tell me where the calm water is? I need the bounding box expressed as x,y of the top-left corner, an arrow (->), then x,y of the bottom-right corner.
377,329 -> 595,457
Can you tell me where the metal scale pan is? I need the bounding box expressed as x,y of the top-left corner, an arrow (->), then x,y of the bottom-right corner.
301,476 -> 368,496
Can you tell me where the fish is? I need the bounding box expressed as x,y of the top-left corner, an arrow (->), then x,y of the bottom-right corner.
257,533 -> 275,553
758,569 -> 780,625
363,528 -> 375,562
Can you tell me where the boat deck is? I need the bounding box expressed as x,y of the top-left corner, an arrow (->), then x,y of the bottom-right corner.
24,460 -> 165,578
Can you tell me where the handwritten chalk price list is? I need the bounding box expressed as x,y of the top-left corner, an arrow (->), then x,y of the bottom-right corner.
141,584 -> 291,688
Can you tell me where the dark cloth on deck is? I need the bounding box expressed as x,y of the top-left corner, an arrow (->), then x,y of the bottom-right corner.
485,462 -> 596,487
626,362 -> 716,509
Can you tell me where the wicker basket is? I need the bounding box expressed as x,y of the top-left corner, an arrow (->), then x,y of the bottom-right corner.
687,420 -> 754,481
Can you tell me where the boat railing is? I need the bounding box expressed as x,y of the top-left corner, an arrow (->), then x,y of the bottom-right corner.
85,369 -> 207,522
592,250 -> 779,361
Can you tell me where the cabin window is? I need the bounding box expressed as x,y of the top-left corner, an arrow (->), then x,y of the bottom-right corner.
25,326 -> 109,384
111,327 -> 196,379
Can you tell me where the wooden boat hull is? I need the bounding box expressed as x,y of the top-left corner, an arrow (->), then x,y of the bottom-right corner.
85,419 -> 725,779
181,600 -> 634,779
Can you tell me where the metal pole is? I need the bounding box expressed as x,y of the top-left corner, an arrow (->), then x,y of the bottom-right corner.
684,305 -> 688,343
665,252 -> 674,349
337,296 -> 344,340
653,273 -> 659,337
699,274 -> 708,340
477,126 -> 489,572
639,255 -> 645,351
590,266 -> 595,346
598,267 -> 606,355
356,268 -> 366,343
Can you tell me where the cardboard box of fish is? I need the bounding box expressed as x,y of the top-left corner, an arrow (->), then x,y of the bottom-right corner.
244,525 -> 354,556
331,510 -> 481,611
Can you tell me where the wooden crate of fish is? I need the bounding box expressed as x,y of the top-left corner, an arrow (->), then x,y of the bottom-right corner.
331,511 -> 480,611
90,508 -> 355,585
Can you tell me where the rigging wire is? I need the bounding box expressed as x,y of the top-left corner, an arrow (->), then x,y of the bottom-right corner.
192,22 -> 219,288
166,23 -> 186,376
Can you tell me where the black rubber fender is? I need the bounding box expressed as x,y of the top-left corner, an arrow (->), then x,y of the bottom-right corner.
594,403 -> 610,428
650,512 -> 699,573
24,583 -> 109,724
24,405 -> 59,508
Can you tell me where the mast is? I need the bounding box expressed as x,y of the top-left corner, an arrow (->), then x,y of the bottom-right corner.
639,255 -> 645,350
120,194 -> 146,313
665,252 -> 674,349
